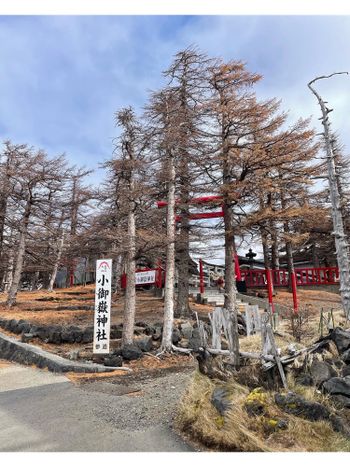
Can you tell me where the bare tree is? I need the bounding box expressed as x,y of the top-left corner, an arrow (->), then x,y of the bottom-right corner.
308,73 -> 350,318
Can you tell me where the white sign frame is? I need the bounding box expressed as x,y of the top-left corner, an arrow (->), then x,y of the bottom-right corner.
93,259 -> 112,354
135,270 -> 156,285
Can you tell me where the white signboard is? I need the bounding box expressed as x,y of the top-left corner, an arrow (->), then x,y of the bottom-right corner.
135,270 -> 156,285
93,259 -> 112,354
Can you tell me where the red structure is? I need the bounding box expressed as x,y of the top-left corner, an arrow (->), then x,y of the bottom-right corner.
266,268 -> 275,313
240,266 -> 339,288
121,264 -> 164,289
291,271 -> 298,314
234,253 -> 242,281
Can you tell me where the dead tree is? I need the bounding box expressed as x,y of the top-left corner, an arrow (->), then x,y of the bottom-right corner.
308,73 -> 350,319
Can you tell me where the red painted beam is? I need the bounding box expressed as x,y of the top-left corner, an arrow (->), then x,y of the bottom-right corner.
157,195 -> 223,208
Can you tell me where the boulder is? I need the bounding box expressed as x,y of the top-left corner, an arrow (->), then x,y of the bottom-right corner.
330,328 -> 350,354
310,361 -> 337,387
178,338 -> 190,349
133,326 -> 146,336
69,326 -> 83,343
29,325 -> 40,337
104,355 -> 123,367
8,319 -> 19,333
295,373 -> 314,387
152,326 -> 162,341
36,326 -> 50,341
21,333 -> 34,343
151,339 -> 161,350
135,321 -> 148,328
189,328 -> 202,351
17,321 -> 31,334
180,322 -> 193,340
134,336 -> 153,352
341,349 -> 350,364
329,414 -> 350,439
331,394 -> 350,409
211,387 -> 232,415
121,344 -> 142,361
171,327 -> 182,345
274,392 -> 330,421
323,376 -> 350,398
47,327 -> 62,345
342,365 -> 350,377
81,327 -> 93,344
245,388 -> 268,417
61,327 -> 76,344
110,325 -> 123,339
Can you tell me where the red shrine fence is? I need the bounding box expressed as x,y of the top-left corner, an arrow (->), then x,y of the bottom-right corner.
241,266 -> 339,288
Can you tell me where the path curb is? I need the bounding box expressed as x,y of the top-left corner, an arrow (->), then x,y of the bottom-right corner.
0,331 -> 128,373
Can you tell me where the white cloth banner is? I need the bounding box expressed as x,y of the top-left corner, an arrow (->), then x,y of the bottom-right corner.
135,270 -> 156,285
93,259 -> 112,354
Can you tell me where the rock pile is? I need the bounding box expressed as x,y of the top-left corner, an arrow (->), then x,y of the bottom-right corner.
291,327 -> 350,409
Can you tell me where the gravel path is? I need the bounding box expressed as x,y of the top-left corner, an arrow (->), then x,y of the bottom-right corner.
78,368 -> 194,431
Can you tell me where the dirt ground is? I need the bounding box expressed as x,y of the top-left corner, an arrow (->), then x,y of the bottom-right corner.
0,286 -> 214,327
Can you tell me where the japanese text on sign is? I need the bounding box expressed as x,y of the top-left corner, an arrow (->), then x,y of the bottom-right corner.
93,259 -> 112,354
135,270 -> 156,285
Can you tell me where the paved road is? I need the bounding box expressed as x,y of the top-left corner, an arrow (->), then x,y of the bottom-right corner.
0,363 -> 193,452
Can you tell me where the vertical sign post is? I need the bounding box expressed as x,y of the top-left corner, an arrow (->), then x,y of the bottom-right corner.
93,259 -> 112,354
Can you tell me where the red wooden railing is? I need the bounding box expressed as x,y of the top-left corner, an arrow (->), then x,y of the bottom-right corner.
241,267 -> 339,288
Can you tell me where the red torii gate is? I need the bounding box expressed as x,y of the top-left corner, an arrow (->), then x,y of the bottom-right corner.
158,194 -> 243,293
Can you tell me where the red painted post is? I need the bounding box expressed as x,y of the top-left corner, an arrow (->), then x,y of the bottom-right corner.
69,269 -> 74,287
199,259 -> 205,294
266,268 -> 274,314
234,253 -> 242,281
291,270 -> 298,314
121,273 -> 127,289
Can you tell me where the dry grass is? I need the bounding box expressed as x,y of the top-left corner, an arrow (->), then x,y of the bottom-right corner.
176,371 -> 350,452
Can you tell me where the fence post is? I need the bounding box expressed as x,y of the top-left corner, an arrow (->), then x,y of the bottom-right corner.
199,258 -> 205,294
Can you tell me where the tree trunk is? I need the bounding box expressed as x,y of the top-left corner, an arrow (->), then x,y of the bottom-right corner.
7,198 -> 32,306
175,212 -> 191,317
271,221 -> 280,270
222,201 -> 240,367
161,154 -> 176,352
48,230 -> 65,292
122,204 -> 136,347
2,248 -> 15,292
309,75 -> 350,318
261,228 -> 271,269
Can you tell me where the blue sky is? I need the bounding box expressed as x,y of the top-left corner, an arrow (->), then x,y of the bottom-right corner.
1,15 -> 350,185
